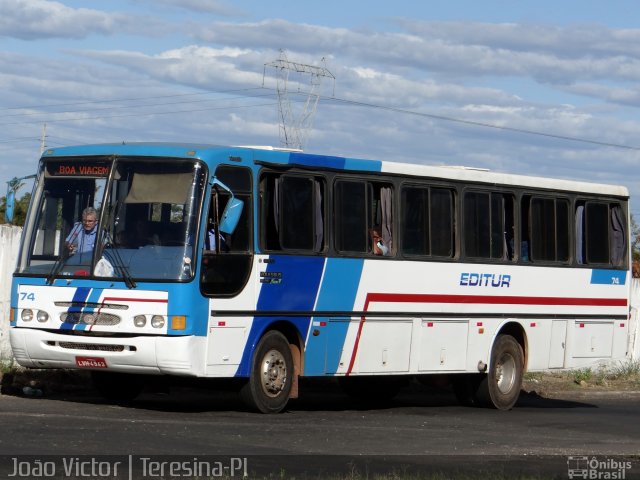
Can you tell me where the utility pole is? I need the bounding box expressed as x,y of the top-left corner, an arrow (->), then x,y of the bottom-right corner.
40,123 -> 47,153
263,50 -> 335,150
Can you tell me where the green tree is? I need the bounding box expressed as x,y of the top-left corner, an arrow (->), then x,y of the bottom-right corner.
632,214 -> 640,262
0,192 -> 31,226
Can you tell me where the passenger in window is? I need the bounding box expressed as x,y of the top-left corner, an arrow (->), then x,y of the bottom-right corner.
369,226 -> 389,256
65,207 -> 98,255
205,225 -> 229,253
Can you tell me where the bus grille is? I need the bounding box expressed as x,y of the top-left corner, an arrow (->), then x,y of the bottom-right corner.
57,342 -> 125,352
55,301 -> 128,310
60,312 -> 121,326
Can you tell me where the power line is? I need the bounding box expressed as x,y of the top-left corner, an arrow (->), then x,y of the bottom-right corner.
1,85 -> 639,153
0,102 -> 277,127
0,136 -> 40,144
321,95 -> 640,152
0,92 -> 277,120
0,87 -> 265,112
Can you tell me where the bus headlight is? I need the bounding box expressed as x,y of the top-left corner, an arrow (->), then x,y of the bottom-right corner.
134,315 -> 147,328
151,315 -> 165,328
21,309 -> 33,322
36,311 -> 49,323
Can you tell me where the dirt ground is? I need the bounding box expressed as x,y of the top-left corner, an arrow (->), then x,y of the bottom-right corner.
522,370 -> 640,397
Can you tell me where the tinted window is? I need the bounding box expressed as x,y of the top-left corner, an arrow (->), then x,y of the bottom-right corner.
401,186 -> 453,257
335,180 -> 367,253
529,197 -> 569,262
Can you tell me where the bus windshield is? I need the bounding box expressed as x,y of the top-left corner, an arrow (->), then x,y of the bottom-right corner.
19,157 -> 206,282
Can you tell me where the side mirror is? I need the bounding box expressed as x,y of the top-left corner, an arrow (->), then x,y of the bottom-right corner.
211,178 -> 244,235
219,197 -> 243,234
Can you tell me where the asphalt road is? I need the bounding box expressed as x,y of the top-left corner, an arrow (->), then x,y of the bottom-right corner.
0,380 -> 638,478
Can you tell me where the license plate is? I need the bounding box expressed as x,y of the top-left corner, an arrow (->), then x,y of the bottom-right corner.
75,356 -> 108,368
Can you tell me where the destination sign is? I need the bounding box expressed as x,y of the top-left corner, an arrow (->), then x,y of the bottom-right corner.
46,161 -> 110,177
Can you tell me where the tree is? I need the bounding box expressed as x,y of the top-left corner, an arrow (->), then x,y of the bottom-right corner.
631,214 -> 640,263
0,192 -> 31,226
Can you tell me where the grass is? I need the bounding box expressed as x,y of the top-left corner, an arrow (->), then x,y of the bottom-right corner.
571,360 -> 640,386
522,359 -> 640,394
0,359 -> 15,374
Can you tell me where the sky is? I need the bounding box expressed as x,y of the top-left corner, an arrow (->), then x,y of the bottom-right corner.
1,0 -> 640,216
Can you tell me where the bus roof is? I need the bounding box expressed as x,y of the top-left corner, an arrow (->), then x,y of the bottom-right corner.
41,143 -> 629,198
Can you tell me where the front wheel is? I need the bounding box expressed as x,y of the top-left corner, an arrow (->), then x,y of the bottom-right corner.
240,331 -> 293,413
477,334 -> 524,410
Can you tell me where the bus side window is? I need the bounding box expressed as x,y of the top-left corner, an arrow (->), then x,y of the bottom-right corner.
527,195 -> 569,263
334,180 -> 393,256
401,185 -> 454,258
260,173 -> 325,253
201,165 -> 253,297
463,190 -> 513,261
577,201 -> 626,266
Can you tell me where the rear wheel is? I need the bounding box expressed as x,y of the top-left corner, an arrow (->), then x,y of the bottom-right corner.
476,334 -> 524,410
240,331 -> 293,413
91,371 -> 143,403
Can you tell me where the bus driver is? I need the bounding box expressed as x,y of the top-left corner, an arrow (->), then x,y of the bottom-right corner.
65,207 -> 98,255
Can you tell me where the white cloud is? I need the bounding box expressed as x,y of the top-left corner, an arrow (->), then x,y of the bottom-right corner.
0,0 -> 162,40
2,9 -> 640,200
135,0 -> 241,15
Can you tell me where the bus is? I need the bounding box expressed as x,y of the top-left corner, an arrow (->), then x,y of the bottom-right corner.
9,143 -> 631,412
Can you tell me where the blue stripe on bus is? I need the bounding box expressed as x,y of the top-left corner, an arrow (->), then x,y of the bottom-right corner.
235,256 -> 326,377
590,269 -> 626,285
289,152 -> 347,170
76,288 -> 105,331
61,287 -> 91,331
288,152 -> 382,172
304,258 -> 365,375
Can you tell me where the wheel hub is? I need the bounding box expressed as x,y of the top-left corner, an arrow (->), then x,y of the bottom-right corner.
495,352 -> 516,394
260,349 -> 287,397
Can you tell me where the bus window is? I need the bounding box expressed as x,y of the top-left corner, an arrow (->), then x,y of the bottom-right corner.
527,196 -> 569,263
260,173 -> 325,253
24,172 -> 106,274
576,201 -> 626,266
401,186 -> 454,258
335,179 -> 393,256
464,191 -> 513,260
335,180 -> 367,253
201,165 -> 253,297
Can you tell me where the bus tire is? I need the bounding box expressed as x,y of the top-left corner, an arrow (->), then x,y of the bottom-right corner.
240,330 -> 293,413
91,371 -> 143,403
476,334 -> 524,410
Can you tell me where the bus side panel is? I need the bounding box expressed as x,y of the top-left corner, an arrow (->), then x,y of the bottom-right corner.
304,258 -> 364,375
233,255 -> 325,377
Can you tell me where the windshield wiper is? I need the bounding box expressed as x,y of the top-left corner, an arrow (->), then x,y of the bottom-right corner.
101,229 -> 137,289
45,247 -> 70,285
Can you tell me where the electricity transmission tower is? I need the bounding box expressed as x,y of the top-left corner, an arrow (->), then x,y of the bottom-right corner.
263,51 -> 335,150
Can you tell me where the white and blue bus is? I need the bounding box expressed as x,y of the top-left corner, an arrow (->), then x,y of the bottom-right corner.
10,143 -> 630,412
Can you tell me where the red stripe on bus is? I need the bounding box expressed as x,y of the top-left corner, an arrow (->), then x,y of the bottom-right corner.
345,293 -> 627,375
362,293 -> 627,307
